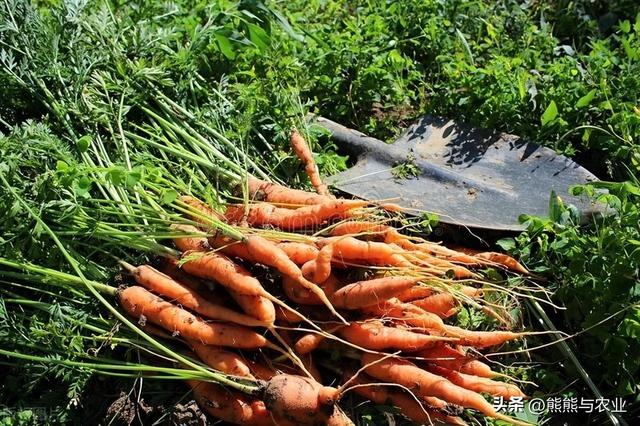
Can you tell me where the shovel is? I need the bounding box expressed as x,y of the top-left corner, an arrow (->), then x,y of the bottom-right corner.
312,115 -> 600,232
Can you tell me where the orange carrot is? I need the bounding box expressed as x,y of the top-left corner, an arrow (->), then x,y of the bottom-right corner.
475,252 -> 529,274
301,353 -> 323,383
244,235 -> 345,322
118,286 -> 270,349
170,224 -> 210,252
158,257 -> 211,293
361,353 -> 528,425
248,360 -> 278,380
225,199 -> 367,231
361,298 -> 445,332
228,289 -> 276,324
415,242 -> 480,265
275,305 -> 305,324
247,176 -> 332,206
282,274 -> 338,306
427,365 -> 525,399
422,396 -> 450,410
180,195 -> 223,217
412,293 -> 459,318
319,236 -> 412,267
330,220 -> 390,237
180,251 -> 266,296
349,374 -> 466,426
411,286 -> 481,319
294,325 -> 345,355
262,374 -> 341,425
418,345 -> 495,378
278,242 -> 319,265
301,243 -> 333,284
187,380 -> 274,425
189,340 -> 254,378
340,321 -> 456,351
127,264 -> 271,327
208,233 -> 254,260
394,285 -> 434,302
209,234 -> 320,267
407,250 -> 477,279
331,276 -> 422,309
443,326 -> 523,348
290,129 -> 329,196
458,360 -> 495,378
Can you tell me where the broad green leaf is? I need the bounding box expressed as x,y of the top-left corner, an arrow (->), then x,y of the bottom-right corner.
247,23 -> 270,51
541,100 -> 558,126
496,238 -> 516,251
575,89 -> 596,108
215,33 -> 236,60
161,189 -> 178,205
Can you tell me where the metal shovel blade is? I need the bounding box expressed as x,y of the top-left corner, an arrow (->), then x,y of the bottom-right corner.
314,116 -> 600,231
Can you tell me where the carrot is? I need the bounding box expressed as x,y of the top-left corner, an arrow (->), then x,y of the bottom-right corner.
290,129 -> 329,196
360,353 -> 529,425
126,264 -> 271,327
278,242 -> 320,265
422,396 -> 450,410
282,273 -> 336,308
412,293 -> 459,318
179,196 -> 224,221
340,321 -> 457,351
411,286 -> 481,319
158,257 -> 211,293
118,286 -> 270,349
170,224 -> 210,252
180,250 -> 266,296
275,305 -> 305,324
362,298 -> 445,332
208,233 -> 254,260
458,360 -> 495,378
331,276 -> 422,309
294,325 -> 345,355
187,380 -> 274,425
407,251 -> 477,279
248,360 -> 278,381
209,234 -> 320,268
329,220 -> 390,237
418,345 -> 495,378
414,242 -> 480,265
225,199 -> 367,231
301,353 -> 323,383
244,235 -> 346,323
394,285 -> 434,302
349,374 -> 467,426
475,252 -> 529,274
247,176 -> 332,206
318,236 -> 412,267
443,326 -> 523,348
302,244 -> 333,284
189,340 -> 254,378
262,374 -> 342,425
427,365 -> 525,399
228,289 -> 276,324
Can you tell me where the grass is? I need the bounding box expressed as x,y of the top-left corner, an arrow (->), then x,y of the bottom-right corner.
0,0 -> 639,424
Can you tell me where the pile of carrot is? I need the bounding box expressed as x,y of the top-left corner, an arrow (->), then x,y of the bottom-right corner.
116,129 -> 533,425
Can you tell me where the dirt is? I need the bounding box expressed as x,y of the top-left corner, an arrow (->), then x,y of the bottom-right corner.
73,377 -> 209,425
101,391 -> 207,426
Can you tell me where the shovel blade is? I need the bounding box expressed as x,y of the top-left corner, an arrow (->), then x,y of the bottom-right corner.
323,116 -> 599,231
